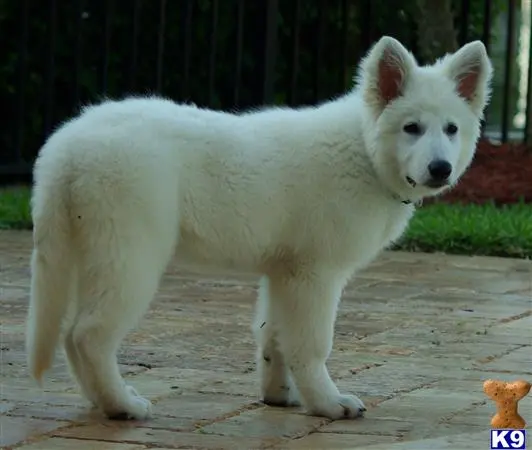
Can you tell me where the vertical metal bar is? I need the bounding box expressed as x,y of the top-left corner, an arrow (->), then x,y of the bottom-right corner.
233,0 -> 245,106
101,0 -> 113,95
339,0 -> 348,92
288,0 -> 301,106
182,0 -> 193,99
482,0 -> 492,53
361,0 -> 373,51
524,1 -> 532,143
130,0 -> 141,91
208,0 -> 219,106
480,0 -> 492,135
459,0 -> 471,46
263,0 -> 279,104
313,0 -> 325,102
73,0 -> 84,107
44,0 -> 57,138
15,0 -> 29,162
156,0 -> 167,93
501,0 -> 516,142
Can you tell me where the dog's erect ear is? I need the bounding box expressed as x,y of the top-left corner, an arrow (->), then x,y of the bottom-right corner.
359,36 -> 417,116
442,40 -> 493,117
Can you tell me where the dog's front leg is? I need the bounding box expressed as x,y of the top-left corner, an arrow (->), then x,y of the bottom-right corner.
254,276 -> 301,406
266,271 -> 366,420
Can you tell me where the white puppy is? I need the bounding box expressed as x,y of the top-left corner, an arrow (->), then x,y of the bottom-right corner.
26,36 -> 492,421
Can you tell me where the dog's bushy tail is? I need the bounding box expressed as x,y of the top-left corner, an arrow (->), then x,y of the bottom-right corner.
26,177 -> 76,384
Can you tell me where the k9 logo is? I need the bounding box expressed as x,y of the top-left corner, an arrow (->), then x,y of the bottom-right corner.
490,429 -> 527,449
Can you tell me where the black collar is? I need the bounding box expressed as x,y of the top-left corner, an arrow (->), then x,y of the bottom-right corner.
402,198 -> 423,207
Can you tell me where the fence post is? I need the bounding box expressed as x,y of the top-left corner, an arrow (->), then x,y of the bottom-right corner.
263,0 -> 279,104
525,0 -> 532,147
501,0 -> 516,143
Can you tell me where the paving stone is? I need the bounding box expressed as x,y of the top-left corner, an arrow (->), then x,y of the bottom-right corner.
404,422 -> 488,442
0,401 -> 15,414
200,408 -> 327,439
0,416 -> 70,448
18,437 -> 148,449
444,401 -> 494,427
153,393 -> 254,421
280,432 -> 399,448
359,430 -> 490,449
124,368 -> 227,393
6,404 -> 100,422
0,388 -> 87,406
444,397 -> 532,429
477,345 -> 532,373
1,373 -> 75,391
479,315 -> 532,345
335,363 -> 439,401
320,416 -> 417,436
55,424 -> 276,449
108,370 -> 200,401
197,372 -> 259,398
372,387 -> 480,421
1,230 -> 531,449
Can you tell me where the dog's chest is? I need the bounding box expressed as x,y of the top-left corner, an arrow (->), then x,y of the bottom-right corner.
337,204 -> 413,267
380,205 -> 414,243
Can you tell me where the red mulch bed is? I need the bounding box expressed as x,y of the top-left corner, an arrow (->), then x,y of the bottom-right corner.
434,139 -> 532,205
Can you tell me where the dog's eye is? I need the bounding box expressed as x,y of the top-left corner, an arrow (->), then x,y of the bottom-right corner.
445,123 -> 458,135
403,122 -> 422,135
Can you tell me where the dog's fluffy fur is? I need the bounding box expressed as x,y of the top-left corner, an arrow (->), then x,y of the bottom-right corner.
27,36 -> 492,420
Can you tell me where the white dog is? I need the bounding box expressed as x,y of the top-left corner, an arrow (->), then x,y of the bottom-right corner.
26,36 -> 492,421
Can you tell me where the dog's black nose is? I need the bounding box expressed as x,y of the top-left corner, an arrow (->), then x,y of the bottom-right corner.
428,160 -> 452,181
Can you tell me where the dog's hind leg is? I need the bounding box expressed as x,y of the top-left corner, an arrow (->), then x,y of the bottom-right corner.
64,322 -> 98,406
66,229 -> 170,420
253,277 -> 300,407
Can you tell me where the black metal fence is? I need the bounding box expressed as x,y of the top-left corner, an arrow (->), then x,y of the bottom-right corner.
0,0 -> 528,181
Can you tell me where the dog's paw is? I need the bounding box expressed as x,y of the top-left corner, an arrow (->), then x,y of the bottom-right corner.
106,385 -> 153,420
307,394 -> 366,420
125,385 -> 141,397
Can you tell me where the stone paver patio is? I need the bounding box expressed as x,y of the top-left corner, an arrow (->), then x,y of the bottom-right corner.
0,230 -> 531,449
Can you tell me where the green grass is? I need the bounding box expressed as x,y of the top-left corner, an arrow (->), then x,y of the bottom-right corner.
1,186 -> 531,259
0,186 -> 32,230
396,201 -> 532,259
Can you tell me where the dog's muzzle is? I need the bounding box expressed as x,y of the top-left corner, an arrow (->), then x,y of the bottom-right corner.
426,159 -> 452,187
406,160 -> 453,190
